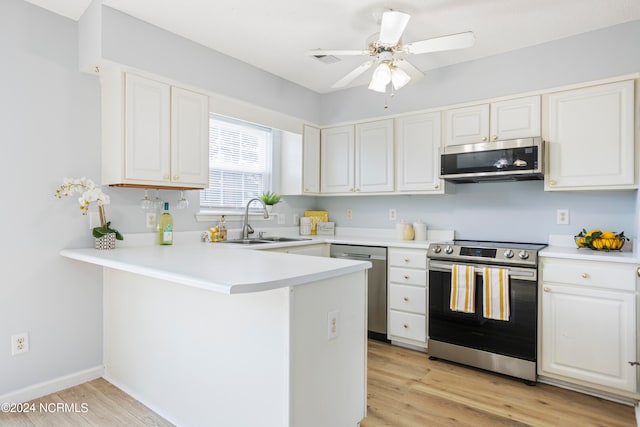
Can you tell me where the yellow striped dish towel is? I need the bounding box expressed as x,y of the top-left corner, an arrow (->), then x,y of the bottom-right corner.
450,264 -> 475,313
483,267 -> 510,321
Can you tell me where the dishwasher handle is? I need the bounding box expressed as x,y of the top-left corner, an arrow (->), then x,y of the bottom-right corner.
332,253 -> 386,261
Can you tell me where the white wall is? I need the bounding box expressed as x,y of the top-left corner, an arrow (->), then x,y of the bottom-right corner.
0,0 -> 103,395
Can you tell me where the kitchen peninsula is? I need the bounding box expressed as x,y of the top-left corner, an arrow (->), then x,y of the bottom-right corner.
60,242 -> 370,427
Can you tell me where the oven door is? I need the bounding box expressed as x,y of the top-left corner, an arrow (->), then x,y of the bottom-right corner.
428,260 -> 537,361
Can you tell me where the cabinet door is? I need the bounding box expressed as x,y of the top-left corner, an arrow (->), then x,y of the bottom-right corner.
321,125 -> 355,193
444,104 -> 490,146
396,112 -> 443,193
546,80 -> 635,190
490,96 -> 540,141
302,125 -> 321,193
541,284 -> 636,392
170,86 -> 209,187
355,119 -> 394,193
125,74 -> 171,182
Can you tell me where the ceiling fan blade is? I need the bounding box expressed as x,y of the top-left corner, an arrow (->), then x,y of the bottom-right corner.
404,31 -> 475,54
394,59 -> 424,81
379,10 -> 411,45
331,60 -> 374,89
306,49 -> 369,57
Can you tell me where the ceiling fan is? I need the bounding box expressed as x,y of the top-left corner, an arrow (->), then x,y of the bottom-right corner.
307,10 -> 475,93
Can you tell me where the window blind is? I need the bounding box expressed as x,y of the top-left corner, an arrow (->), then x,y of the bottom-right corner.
200,114 -> 272,208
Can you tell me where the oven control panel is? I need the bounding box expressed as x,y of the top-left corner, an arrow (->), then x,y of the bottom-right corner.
428,241 -> 544,267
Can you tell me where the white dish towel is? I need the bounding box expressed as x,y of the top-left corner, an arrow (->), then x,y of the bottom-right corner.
483,267 -> 510,321
450,264 -> 476,313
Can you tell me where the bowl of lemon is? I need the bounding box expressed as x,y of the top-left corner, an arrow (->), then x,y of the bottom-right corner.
575,229 -> 628,251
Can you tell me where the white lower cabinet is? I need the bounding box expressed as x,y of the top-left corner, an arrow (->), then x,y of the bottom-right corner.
539,258 -> 638,394
387,248 -> 428,348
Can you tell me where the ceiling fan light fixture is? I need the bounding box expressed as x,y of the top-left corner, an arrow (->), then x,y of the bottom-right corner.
390,66 -> 411,90
368,62 -> 391,93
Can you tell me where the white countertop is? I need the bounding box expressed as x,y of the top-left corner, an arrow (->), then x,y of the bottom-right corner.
540,234 -> 640,264
60,242 -> 371,295
60,228 -> 454,295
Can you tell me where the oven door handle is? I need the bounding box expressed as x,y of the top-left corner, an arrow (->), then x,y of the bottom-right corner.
427,260 -> 537,282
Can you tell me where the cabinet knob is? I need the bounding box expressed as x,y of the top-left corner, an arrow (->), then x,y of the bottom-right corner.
355,188 -> 360,192
581,273 -> 589,279
403,297 -> 409,302
304,187 -> 309,192
549,180 -> 557,186
481,136 -> 487,141
404,257 -> 410,263
349,188 -> 355,192
491,135 -> 498,141
543,287 -> 550,292
173,175 -> 180,180
404,274 -> 410,279
163,174 -> 170,180
637,267 -> 640,278
434,184 -> 439,189
403,324 -> 409,329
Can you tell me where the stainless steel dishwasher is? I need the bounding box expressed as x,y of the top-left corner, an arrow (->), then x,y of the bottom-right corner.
330,244 -> 388,341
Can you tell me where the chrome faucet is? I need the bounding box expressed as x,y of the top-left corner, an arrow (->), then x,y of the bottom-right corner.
242,198 -> 269,239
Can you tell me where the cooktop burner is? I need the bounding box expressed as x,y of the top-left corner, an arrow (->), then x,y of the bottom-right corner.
427,240 -> 547,267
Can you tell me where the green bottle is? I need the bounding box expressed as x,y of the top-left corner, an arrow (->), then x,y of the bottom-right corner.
159,202 -> 173,245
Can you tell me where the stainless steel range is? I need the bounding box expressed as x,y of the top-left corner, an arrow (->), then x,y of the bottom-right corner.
427,240 -> 546,383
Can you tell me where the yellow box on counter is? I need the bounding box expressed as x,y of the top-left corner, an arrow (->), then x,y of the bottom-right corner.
304,211 -> 328,235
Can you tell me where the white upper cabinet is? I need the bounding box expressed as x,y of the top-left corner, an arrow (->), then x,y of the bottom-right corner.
170,86 -> 210,187
444,96 -> 540,146
545,80 -> 635,191
321,125 -> 355,193
101,71 -> 209,189
355,119 -> 394,193
302,125 -> 321,194
395,112 -> 444,193
321,120 -> 394,194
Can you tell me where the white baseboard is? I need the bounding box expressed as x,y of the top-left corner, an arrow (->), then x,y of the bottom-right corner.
0,366 -> 104,404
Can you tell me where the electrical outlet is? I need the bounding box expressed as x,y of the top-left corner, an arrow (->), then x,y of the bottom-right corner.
11,332 -> 29,356
327,310 -> 339,340
389,208 -> 397,221
557,209 -> 569,225
293,214 -> 300,225
146,212 -> 157,228
346,208 -> 353,220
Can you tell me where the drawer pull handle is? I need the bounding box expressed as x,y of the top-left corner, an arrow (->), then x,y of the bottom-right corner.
404,274 -> 410,279
629,361 -> 640,367
581,273 -> 589,279
543,287 -> 550,292
403,297 -> 409,302
403,324 -> 409,329
404,257 -> 410,263
637,267 -> 640,278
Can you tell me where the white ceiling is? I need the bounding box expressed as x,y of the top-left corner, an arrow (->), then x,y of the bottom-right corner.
25,0 -> 640,94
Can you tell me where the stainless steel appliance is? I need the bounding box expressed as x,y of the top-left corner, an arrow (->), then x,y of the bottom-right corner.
440,137 -> 544,183
330,244 -> 388,341
427,240 -> 546,383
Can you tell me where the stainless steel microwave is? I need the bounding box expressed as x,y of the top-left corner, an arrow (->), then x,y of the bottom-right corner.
440,137 -> 544,183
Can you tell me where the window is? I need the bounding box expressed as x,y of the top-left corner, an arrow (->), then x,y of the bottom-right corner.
200,114 -> 272,209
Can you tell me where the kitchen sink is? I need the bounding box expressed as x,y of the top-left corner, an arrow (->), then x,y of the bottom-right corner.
222,236 -> 312,245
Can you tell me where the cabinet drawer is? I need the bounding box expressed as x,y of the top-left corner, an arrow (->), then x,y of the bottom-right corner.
389,249 -> 427,269
389,311 -> 426,342
389,267 -> 426,287
542,258 -> 636,291
389,284 -> 426,314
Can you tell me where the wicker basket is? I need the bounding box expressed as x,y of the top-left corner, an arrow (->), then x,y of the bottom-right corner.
95,232 -> 116,250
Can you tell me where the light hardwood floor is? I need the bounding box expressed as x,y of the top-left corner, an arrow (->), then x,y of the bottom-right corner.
1,340 -> 636,426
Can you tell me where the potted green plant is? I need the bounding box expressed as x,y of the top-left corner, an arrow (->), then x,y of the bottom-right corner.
260,191 -> 281,213
55,177 -> 124,249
